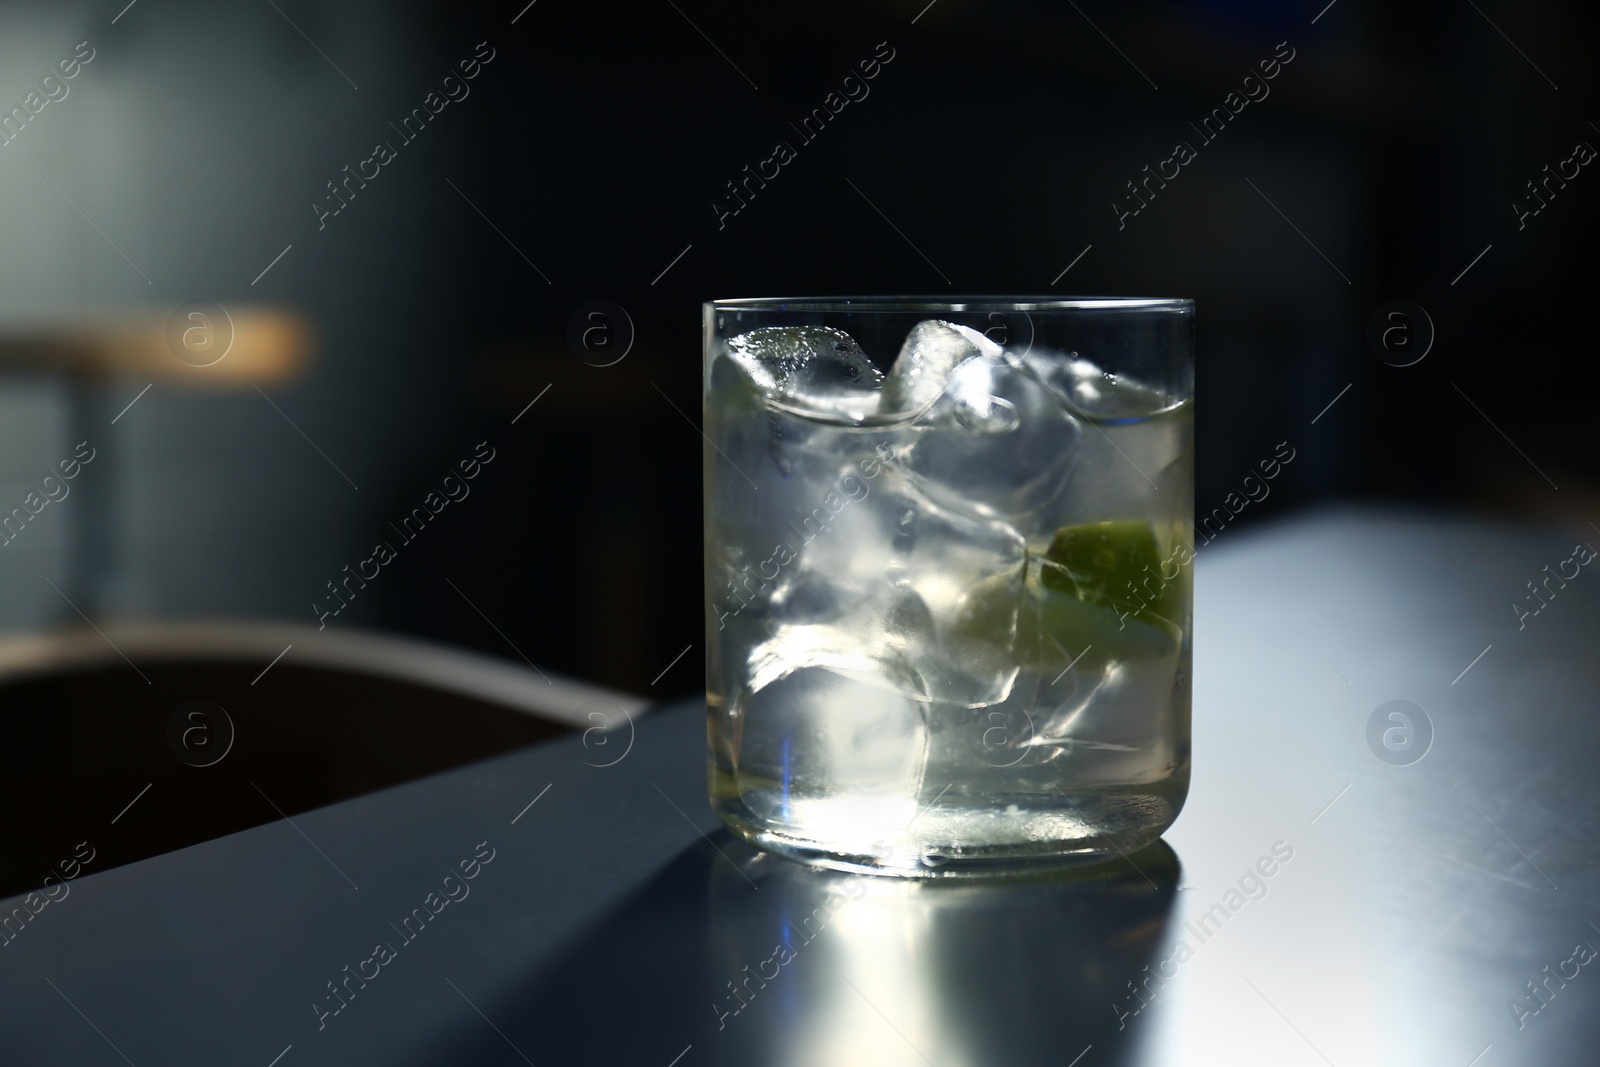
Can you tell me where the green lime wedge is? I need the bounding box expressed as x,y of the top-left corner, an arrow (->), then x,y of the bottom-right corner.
1042,520 -> 1186,632
949,520 -> 1188,673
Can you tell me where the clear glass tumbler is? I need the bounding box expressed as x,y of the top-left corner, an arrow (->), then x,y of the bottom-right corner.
703,297 -> 1194,876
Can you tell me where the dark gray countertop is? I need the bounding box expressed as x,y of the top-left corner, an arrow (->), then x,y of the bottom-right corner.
3,509 -> 1597,1066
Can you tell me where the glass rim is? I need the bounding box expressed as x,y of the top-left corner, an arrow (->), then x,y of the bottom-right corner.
707,295 -> 1193,313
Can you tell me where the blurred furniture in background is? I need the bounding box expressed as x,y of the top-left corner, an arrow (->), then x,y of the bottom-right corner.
0,619 -> 646,897
0,308 -> 314,615
0,308 -> 312,382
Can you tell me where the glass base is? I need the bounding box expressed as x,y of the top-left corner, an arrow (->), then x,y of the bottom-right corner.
711,770 -> 1186,879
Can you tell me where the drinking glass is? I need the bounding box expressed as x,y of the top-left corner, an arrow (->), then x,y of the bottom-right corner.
703,297 -> 1194,876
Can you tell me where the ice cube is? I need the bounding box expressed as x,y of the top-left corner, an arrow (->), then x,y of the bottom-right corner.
738,627 -> 929,834
724,325 -> 884,421
898,354 -> 1084,523
879,320 -> 1004,418
790,465 -> 1026,706
953,386 -> 1020,436
1014,350 -> 1192,522
734,454 -> 1026,709
1026,653 -> 1182,784
1018,350 -> 1178,422
874,467 -> 1028,618
747,619 -> 928,698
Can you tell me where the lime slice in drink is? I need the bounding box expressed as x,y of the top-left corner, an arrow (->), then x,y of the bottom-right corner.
949,520 -> 1187,673
1041,520 -> 1186,632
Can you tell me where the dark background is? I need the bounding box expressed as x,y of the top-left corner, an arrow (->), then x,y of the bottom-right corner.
0,0 -> 1594,695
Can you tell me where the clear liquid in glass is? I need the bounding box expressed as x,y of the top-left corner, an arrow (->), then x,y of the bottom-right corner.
705,319 -> 1192,876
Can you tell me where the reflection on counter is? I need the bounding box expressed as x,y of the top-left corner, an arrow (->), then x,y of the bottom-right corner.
706,844 -> 1180,1067
420,835 -> 1179,1067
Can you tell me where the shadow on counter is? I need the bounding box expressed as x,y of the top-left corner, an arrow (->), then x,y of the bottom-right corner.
413,834 -> 1180,1066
